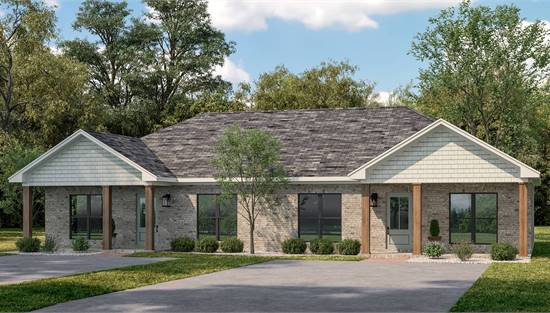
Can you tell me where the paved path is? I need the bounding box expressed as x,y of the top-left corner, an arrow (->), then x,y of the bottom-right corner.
37,259 -> 488,312
0,254 -> 169,285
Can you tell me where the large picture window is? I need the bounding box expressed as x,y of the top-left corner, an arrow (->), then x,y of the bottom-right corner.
299,193 -> 341,241
450,193 -> 497,244
197,194 -> 237,240
70,194 -> 102,239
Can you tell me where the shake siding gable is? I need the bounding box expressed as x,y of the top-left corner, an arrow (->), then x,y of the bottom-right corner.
364,125 -> 520,183
25,136 -> 142,186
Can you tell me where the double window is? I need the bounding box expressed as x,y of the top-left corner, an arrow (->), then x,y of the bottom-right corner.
70,194 -> 102,239
197,194 -> 237,240
449,193 -> 497,244
298,194 -> 342,241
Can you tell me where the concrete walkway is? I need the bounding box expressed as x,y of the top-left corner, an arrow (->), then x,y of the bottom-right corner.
0,254 -> 169,285
37,259 -> 488,312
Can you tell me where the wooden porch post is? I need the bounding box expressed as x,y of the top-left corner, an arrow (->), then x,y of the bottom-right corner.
145,185 -> 155,250
361,184 -> 370,254
22,186 -> 33,238
412,183 -> 422,256
519,183 -> 528,257
102,186 -> 112,250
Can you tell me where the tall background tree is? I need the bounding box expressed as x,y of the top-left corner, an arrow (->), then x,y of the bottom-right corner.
409,0 -> 550,224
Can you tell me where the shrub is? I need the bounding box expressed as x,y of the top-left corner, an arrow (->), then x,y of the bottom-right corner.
42,235 -> 58,253
220,237 -> 244,253
491,243 -> 518,261
309,238 -> 334,255
15,237 -> 41,252
338,239 -> 361,255
170,236 -> 195,252
429,219 -> 440,237
423,242 -> 445,258
453,242 -> 473,261
71,237 -> 90,252
281,238 -> 306,254
197,237 -> 219,253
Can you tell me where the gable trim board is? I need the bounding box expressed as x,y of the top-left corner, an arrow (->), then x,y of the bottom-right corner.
8,130 -> 159,185
348,119 -> 540,182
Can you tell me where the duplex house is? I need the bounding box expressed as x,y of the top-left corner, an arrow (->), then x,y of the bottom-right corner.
9,107 -> 539,256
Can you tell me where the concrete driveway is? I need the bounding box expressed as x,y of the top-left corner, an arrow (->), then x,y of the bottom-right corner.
0,254 -> 168,285
37,259 -> 488,312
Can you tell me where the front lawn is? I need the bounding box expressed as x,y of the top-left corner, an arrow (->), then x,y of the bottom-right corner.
0,227 -> 45,252
129,251 -> 366,261
0,254 -> 271,312
452,226 -> 550,312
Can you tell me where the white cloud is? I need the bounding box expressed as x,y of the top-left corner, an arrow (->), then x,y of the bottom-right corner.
208,0 -> 461,32
376,91 -> 391,106
45,0 -> 59,9
522,20 -> 550,43
214,58 -> 251,85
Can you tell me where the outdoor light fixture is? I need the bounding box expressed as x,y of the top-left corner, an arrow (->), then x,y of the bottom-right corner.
370,193 -> 378,207
161,194 -> 171,207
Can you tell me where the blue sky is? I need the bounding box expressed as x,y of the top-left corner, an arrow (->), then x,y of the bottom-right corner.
53,0 -> 550,101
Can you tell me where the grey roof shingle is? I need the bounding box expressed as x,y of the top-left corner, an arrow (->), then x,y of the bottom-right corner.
136,106 -> 434,178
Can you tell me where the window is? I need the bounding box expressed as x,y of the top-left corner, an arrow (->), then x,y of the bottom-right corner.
450,193 -> 497,244
299,194 -> 341,241
197,194 -> 237,240
70,194 -> 102,239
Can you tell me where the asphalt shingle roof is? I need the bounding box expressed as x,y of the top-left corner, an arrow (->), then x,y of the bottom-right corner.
131,106 -> 434,178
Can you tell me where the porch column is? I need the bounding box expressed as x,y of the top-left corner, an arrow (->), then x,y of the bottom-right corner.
145,185 -> 155,250
22,186 -> 33,238
519,183 -> 528,257
102,186 -> 112,250
361,184 -> 370,254
412,183 -> 422,256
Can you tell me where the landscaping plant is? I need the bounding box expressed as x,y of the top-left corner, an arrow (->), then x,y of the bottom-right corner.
281,238 -> 307,254
42,235 -> 58,253
220,237 -> 244,253
453,242 -> 473,261
71,237 -> 89,252
428,219 -> 441,241
170,236 -> 195,252
197,237 -> 219,253
490,242 -> 518,261
423,242 -> 445,258
309,238 -> 334,255
15,237 -> 41,252
338,239 -> 361,255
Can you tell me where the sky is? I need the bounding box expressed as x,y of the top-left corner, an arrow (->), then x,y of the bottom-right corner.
51,0 -> 550,102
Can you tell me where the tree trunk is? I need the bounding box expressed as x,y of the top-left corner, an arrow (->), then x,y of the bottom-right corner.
249,225 -> 255,254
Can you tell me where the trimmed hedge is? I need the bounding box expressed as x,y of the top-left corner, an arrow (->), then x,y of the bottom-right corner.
197,237 -> 219,253
453,242 -> 473,261
170,236 -> 195,252
338,239 -> 361,255
423,242 -> 445,258
282,238 -> 307,254
220,237 -> 244,253
309,238 -> 334,255
15,237 -> 41,252
491,243 -> 518,261
71,237 -> 90,252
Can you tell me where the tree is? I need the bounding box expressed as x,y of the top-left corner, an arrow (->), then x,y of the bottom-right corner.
213,125 -> 288,254
252,61 -> 380,110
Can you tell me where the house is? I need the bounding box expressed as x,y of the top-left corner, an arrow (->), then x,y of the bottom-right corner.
8,107 -> 539,256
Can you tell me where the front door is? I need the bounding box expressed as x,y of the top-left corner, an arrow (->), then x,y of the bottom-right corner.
136,195 -> 156,248
387,193 -> 412,251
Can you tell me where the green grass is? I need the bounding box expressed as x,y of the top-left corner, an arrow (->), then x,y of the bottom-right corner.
0,227 -> 45,252
129,251 -> 365,261
451,226 -> 550,312
0,254 -> 271,312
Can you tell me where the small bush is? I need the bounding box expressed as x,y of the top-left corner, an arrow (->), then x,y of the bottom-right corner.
220,237 -> 244,253
281,238 -> 307,254
42,235 -> 58,253
423,242 -> 445,258
491,242 -> 518,261
15,237 -> 41,252
71,237 -> 90,252
197,237 -> 219,253
338,239 -> 361,255
309,238 -> 334,255
429,219 -> 440,237
453,242 -> 473,261
170,236 -> 195,252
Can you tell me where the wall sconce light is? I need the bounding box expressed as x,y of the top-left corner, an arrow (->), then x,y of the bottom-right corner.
370,193 -> 378,207
161,194 -> 171,207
